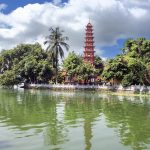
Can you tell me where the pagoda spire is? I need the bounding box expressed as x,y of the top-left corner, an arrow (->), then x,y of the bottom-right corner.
83,22 -> 95,64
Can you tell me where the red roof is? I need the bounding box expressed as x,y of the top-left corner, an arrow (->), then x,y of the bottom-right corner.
87,22 -> 92,27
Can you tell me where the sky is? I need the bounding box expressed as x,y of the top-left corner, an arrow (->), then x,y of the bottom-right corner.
0,0 -> 150,59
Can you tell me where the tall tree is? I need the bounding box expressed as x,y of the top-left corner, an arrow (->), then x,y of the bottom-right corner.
44,27 -> 69,83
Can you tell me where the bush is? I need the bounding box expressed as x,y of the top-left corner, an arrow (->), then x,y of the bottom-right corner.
121,74 -> 133,87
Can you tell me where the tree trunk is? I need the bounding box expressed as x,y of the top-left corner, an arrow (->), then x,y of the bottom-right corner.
55,53 -> 58,84
55,68 -> 58,84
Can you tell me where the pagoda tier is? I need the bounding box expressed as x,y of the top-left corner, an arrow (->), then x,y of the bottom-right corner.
83,22 -> 95,64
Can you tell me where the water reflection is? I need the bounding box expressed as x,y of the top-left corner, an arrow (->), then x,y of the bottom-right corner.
102,96 -> 150,150
0,89 -> 150,150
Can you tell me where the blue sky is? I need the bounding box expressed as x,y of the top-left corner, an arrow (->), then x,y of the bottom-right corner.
0,0 -> 149,59
1,0 -> 47,14
100,39 -> 125,58
0,0 -> 68,14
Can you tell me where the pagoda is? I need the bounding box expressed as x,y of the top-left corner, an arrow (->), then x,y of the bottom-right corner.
83,22 -> 95,64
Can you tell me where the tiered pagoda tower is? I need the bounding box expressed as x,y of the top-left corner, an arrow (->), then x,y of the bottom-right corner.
83,22 -> 95,64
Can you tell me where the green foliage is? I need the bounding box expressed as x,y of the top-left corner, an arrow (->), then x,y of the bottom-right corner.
44,27 -> 69,83
76,62 -> 96,83
94,56 -> 104,76
122,38 -> 150,62
0,70 -> 19,86
127,58 -> 146,83
63,52 -> 101,84
63,53 -> 103,84
102,38 -> 150,86
121,73 -> 135,87
63,51 -> 82,80
37,60 -> 54,83
145,63 -> 150,85
102,55 -> 128,81
1,37 -> 150,86
0,43 -> 53,86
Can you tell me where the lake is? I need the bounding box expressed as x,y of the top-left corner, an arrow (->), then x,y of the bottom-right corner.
0,89 -> 150,150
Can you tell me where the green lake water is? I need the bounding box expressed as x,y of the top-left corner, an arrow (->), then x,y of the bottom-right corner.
0,89 -> 150,150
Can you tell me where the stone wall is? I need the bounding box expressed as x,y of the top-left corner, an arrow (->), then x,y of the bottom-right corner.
26,84 -> 150,94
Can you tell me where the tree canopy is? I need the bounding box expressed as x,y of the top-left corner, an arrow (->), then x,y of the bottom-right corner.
0,43 -> 53,86
0,35 -> 150,87
102,38 -> 150,86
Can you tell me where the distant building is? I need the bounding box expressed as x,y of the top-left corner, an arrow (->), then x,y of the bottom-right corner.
83,22 -> 95,64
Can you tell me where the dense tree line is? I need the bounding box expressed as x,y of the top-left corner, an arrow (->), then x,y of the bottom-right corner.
102,38 -> 150,86
0,43 -> 54,86
0,26 -> 150,87
0,27 -> 69,86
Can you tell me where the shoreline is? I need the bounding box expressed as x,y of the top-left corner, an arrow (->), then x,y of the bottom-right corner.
21,84 -> 150,95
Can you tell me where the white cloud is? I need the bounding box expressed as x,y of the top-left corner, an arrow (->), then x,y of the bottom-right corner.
120,0 -> 150,8
53,0 -> 62,5
0,0 -> 150,58
0,3 -> 7,11
129,8 -> 147,18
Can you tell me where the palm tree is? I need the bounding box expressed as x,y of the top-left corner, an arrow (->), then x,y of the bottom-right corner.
44,27 -> 69,84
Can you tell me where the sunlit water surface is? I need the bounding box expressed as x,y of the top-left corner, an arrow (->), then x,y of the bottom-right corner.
0,89 -> 150,150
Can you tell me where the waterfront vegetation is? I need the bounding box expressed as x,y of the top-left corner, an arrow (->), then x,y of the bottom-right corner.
0,27 -> 150,87
102,38 -> 150,87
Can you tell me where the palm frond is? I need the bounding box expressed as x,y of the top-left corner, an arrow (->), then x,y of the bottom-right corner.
59,36 -> 69,42
58,46 -> 64,59
60,42 -> 69,51
45,45 -> 51,52
44,26 -> 69,83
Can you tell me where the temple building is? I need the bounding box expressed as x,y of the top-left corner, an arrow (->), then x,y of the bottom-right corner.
83,22 -> 95,64
62,22 -> 98,84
